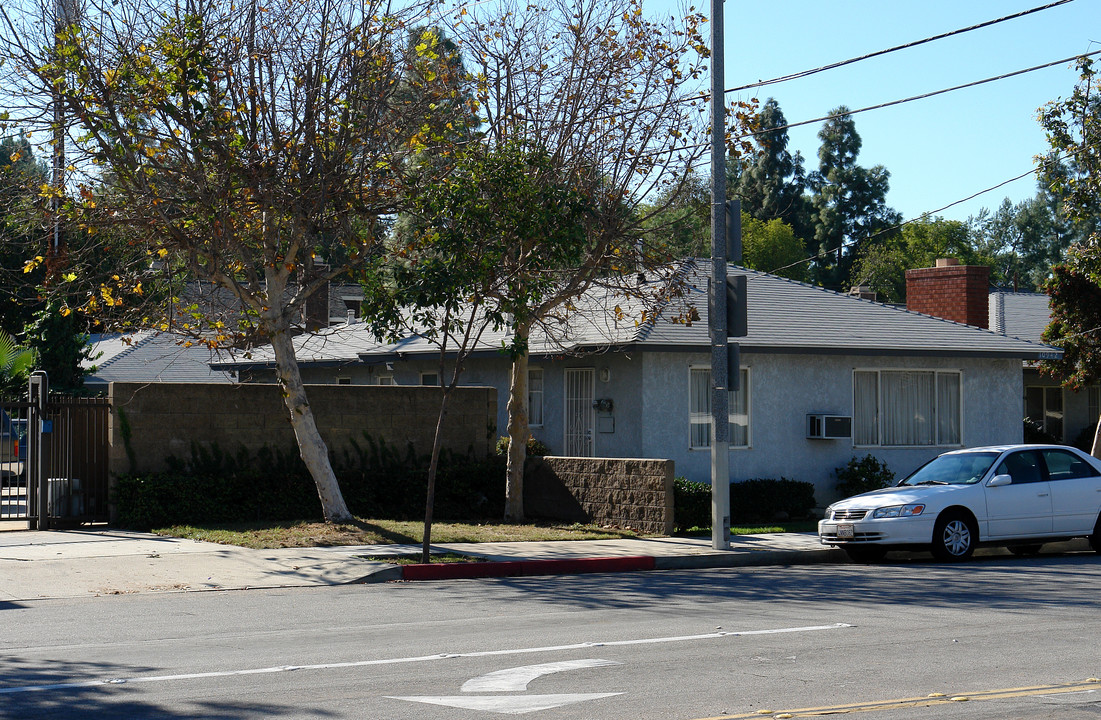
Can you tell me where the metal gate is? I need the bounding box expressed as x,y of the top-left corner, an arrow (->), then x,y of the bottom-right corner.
564,368 -> 595,457
1,373 -> 110,528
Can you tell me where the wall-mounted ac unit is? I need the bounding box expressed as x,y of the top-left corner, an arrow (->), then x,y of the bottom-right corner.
807,414 -> 852,440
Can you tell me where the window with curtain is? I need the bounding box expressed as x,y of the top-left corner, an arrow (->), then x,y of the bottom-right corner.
854,370 -> 961,446
528,368 -> 544,427
689,367 -> 750,449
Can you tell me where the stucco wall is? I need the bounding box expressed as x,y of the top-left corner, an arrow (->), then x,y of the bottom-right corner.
642,351 -> 1025,503
108,382 -> 497,474
233,349 -> 1031,506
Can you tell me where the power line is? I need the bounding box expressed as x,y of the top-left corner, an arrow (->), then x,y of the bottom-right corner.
727,0 -> 1077,96
739,50 -> 1101,142
763,142 -> 1096,279
640,0 -> 1078,115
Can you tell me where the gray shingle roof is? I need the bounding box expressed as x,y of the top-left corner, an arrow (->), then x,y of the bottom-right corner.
217,260 -> 1059,368
641,264 -> 1059,359
84,332 -> 236,385
988,290 -> 1051,344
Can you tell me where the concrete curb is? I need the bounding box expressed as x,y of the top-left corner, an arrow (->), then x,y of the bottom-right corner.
357,548 -> 849,583
399,556 -> 656,582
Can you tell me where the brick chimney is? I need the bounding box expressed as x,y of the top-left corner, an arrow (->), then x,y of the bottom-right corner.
905,258 -> 990,329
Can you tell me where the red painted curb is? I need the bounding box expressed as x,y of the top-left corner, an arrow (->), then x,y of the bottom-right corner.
401,555 -> 656,581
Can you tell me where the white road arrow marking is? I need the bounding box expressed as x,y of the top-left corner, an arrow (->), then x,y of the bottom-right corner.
461,659 -> 621,692
387,693 -> 622,714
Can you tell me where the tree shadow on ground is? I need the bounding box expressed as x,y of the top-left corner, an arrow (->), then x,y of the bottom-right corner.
0,656 -> 336,720
477,551 -> 1101,614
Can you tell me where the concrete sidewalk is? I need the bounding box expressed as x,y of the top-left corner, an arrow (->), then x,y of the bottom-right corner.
0,527 -> 845,601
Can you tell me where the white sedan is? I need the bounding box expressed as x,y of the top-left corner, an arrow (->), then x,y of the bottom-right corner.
819,444 -> 1101,562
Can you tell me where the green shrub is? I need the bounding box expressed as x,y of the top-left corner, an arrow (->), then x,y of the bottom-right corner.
1024,417 -> 1060,445
834,455 -> 894,498
1072,424 -> 1097,453
729,478 -> 816,523
494,434 -> 551,457
673,477 -> 711,532
113,434 -> 506,530
673,476 -> 817,531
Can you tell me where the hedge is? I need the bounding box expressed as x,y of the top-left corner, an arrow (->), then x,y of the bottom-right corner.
113,434 -> 506,530
673,477 -> 817,532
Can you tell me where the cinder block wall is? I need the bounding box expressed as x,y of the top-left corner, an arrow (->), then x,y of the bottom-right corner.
524,456 -> 674,534
108,383 -> 497,474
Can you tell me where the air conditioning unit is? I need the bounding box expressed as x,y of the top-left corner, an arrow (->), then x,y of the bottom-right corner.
807,414 -> 852,440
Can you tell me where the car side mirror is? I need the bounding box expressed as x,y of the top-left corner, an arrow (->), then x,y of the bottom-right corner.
987,474 -> 1012,488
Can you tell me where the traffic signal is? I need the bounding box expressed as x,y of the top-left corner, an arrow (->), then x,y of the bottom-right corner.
726,274 -> 747,338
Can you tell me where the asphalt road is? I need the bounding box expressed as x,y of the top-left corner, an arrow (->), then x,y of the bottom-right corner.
3,551 -> 1100,719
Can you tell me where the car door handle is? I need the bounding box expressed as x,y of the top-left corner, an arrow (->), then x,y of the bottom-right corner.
1038,493 -> 1049,497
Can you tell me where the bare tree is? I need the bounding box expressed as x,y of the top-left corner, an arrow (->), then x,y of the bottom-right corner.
0,0 -> 451,520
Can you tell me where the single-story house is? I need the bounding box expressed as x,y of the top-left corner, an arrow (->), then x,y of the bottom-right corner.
988,289 -> 1099,447
216,259 -> 1057,502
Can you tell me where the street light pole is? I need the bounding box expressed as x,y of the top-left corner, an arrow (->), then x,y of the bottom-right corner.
708,0 -> 730,551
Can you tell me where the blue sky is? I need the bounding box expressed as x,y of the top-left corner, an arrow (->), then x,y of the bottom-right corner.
666,0 -> 1098,223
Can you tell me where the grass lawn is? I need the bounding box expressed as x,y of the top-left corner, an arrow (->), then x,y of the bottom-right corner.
153,518 -> 819,549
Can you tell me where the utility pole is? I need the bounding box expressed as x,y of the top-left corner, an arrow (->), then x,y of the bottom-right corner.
708,0 -> 730,551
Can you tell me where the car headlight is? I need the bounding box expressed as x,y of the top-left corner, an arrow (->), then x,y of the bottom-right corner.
825,505 -> 835,520
872,504 -> 925,519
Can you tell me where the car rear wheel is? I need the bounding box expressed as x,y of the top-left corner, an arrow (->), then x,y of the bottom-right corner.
844,546 -> 887,563
931,511 -> 977,561
1008,544 -> 1043,556
1090,515 -> 1101,554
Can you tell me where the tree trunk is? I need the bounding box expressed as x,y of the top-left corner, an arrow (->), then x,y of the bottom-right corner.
1092,416 -> 1101,460
421,386 -> 451,563
504,326 -> 530,522
269,323 -> 353,523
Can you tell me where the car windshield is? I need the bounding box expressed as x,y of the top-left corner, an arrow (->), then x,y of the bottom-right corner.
899,452 -> 1000,486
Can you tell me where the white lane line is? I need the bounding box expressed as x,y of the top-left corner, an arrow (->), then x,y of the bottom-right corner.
461,659 -> 622,692
388,693 -> 623,714
0,622 -> 852,696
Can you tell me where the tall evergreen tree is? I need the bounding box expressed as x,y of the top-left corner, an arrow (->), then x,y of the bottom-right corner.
733,98 -> 813,243
809,107 -> 900,289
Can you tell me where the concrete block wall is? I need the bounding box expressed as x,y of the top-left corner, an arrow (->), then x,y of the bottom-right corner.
108,382 -> 497,474
524,456 -> 674,534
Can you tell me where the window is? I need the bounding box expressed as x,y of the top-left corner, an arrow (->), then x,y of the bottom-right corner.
854,370 -> 961,446
336,377 -> 351,385
688,367 -> 749,449
377,375 -> 394,386
1041,448 -> 1100,481
996,450 -> 1044,484
1025,385 -> 1063,440
420,372 -> 439,386
528,368 -> 544,427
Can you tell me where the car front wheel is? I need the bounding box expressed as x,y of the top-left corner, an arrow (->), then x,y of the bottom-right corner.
931,512 -> 977,561
1090,515 -> 1101,554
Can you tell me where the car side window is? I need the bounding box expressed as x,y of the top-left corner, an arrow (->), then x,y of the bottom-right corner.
996,450 -> 1044,484
1041,449 -> 1101,481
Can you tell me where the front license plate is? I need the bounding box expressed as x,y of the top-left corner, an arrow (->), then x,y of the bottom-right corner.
836,524 -> 854,539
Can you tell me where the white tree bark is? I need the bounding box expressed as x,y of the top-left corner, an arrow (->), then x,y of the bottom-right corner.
268,320 -> 353,523
504,327 -> 531,522
1091,416 -> 1101,460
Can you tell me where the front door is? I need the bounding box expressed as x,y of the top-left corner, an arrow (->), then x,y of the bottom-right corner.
564,368 -> 594,457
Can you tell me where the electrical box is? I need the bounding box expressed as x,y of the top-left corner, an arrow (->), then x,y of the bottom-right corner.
806,414 -> 852,440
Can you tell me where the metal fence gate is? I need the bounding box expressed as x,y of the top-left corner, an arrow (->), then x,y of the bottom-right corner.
1,372 -> 110,528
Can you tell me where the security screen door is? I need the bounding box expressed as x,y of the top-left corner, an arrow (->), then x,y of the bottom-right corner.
564,368 -> 595,457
